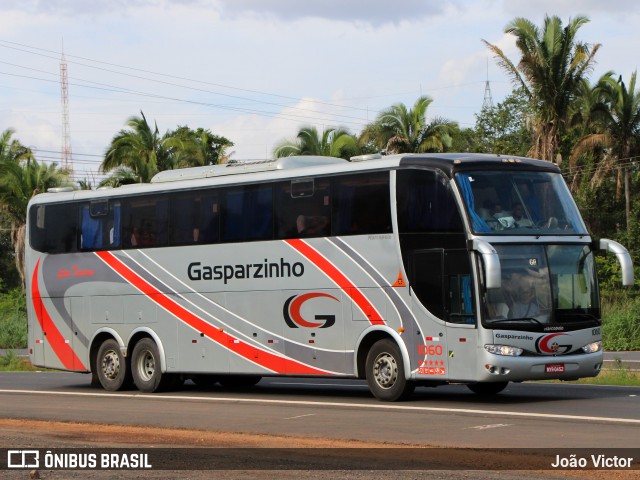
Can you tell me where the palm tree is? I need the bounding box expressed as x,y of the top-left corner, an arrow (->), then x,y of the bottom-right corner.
570,72 -> 640,231
359,96 -> 454,154
483,15 -> 600,163
273,126 -> 359,160
101,111 -> 174,183
0,130 -> 69,285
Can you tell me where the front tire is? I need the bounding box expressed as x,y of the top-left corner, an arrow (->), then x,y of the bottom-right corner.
96,339 -> 131,391
365,339 -> 414,401
467,381 -> 509,395
131,338 -> 172,393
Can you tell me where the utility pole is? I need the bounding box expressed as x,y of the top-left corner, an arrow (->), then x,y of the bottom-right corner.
60,41 -> 73,172
482,58 -> 494,111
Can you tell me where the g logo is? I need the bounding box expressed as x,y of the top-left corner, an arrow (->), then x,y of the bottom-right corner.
283,293 -> 339,328
535,333 -> 572,354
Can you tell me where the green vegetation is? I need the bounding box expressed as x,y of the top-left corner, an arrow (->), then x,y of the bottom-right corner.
602,293 -> 640,351
564,359 -> 640,386
0,350 -> 37,371
0,288 -> 27,349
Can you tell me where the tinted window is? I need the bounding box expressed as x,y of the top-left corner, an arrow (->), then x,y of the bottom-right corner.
29,203 -> 79,253
80,200 -> 121,250
276,179 -> 331,239
122,196 -> 168,248
169,191 -> 220,245
397,169 -> 463,233
222,185 -> 273,242
333,172 -> 391,236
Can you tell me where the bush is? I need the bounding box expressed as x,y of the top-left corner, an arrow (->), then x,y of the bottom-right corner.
601,292 -> 640,351
0,288 -> 27,349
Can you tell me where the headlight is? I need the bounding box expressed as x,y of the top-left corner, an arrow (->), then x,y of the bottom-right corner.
484,344 -> 523,356
581,341 -> 602,354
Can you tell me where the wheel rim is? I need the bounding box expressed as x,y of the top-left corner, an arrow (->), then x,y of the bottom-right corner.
373,352 -> 398,389
101,349 -> 120,380
136,349 -> 156,382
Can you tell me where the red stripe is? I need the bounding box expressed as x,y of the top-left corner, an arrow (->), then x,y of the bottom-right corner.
285,239 -> 384,325
31,259 -> 86,370
95,251 -> 328,375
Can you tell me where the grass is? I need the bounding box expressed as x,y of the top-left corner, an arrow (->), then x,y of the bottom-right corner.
0,288 -> 27,349
601,292 -> 640,351
0,350 -> 40,372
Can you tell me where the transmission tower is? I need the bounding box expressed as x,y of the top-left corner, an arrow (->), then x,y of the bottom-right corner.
482,58 -> 494,110
60,43 -> 73,172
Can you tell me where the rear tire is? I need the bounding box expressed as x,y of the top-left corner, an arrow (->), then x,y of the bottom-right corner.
365,339 -> 414,401
467,381 -> 509,395
131,338 -> 172,393
96,339 -> 131,391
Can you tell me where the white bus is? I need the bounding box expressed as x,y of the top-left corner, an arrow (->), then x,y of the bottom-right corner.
26,153 -> 633,401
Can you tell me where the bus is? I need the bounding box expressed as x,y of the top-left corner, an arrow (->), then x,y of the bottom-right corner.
25,153 -> 634,401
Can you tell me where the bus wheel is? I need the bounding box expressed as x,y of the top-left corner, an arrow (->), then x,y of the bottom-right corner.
131,338 -> 167,393
365,339 -> 415,401
467,381 -> 509,395
218,375 -> 262,388
96,339 -> 130,391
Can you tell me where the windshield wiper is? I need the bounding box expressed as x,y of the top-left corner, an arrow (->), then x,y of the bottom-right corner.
489,317 -> 544,326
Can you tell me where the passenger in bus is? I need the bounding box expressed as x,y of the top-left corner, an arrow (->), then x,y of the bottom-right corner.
512,203 -> 533,227
296,215 -> 329,237
504,270 -> 539,318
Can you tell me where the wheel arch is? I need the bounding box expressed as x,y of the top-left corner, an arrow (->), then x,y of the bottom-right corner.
354,326 -> 411,380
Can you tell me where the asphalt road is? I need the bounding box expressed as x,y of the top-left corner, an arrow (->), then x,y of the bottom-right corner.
0,372 -> 639,449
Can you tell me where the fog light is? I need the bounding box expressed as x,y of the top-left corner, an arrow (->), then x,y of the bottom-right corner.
484,344 -> 523,356
581,341 -> 602,354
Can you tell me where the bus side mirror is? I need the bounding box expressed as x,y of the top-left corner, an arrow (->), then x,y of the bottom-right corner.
599,239 -> 635,287
471,238 -> 501,290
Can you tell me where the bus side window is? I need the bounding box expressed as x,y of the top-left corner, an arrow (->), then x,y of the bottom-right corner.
276,179 -> 331,239
333,172 -> 391,236
80,200 -> 120,251
122,196 -> 168,249
222,185 -> 273,242
30,203 -> 79,253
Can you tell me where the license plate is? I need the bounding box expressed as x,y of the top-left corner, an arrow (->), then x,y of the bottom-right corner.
545,363 -> 565,373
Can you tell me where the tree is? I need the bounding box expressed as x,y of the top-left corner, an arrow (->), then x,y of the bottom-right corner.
167,126 -> 234,166
473,90 -> 530,156
570,72 -> 640,231
483,15 -> 600,163
359,96 -> 454,154
0,129 -> 69,285
101,111 -> 174,183
273,125 -> 359,160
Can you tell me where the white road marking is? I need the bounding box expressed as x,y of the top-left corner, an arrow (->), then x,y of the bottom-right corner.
284,413 -> 316,420
466,424 -> 512,430
2,389 -> 640,425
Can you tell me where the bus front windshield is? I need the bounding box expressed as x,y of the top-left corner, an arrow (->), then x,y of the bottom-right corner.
484,244 -> 600,328
456,170 -> 587,235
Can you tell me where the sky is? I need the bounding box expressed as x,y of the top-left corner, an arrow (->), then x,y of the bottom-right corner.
0,0 -> 639,183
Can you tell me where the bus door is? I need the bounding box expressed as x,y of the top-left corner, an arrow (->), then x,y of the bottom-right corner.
409,248 -> 478,380
283,289 -> 347,375
408,249 -> 450,378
